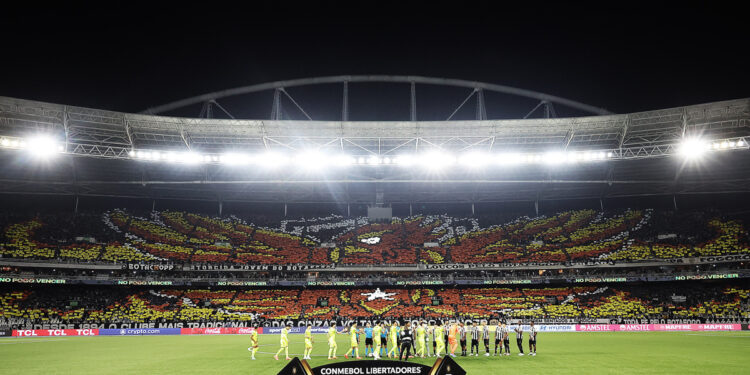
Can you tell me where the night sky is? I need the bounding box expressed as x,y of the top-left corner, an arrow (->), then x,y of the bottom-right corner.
2,4 -> 747,119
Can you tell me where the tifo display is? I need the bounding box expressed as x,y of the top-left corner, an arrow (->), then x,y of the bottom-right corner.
1,208 -> 748,265
1,283 -> 747,325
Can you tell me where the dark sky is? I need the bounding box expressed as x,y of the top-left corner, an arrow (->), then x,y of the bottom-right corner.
2,3 -> 747,119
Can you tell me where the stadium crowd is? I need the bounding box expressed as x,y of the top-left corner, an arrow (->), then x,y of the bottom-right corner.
1,282 -> 748,329
1,208 -> 748,266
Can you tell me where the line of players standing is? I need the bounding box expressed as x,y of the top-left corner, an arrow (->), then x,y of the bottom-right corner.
459,320 -> 538,357
348,320 -> 538,360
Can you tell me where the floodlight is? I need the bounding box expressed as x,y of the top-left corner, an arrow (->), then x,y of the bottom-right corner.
565,153 -> 582,163
367,155 -> 381,165
419,152 -> 455,169
220,153 -> 250,165
26,136 -> 60,158
444,154 -> 457,166
679,138 -> 707,159
333,154 -> 355,167
128,150 -> 136,158
256,152 -> 289,168
584,152 -> 600,161
738,140 -> 746,147
496,153 -> 523,165
394,154 -> 415,166
295,151 -> 329,170
178,152 -> 204,164
1,139 -> 9,147
416,153 -> 434,168
458,152 -> 489,168
543,152 -> 566,165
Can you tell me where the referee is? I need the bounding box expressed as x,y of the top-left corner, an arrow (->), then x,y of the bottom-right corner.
399,322 -> 414,361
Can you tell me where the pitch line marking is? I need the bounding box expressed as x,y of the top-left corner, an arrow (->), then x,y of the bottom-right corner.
249,339 -> 397,357
0,338 -> 69,345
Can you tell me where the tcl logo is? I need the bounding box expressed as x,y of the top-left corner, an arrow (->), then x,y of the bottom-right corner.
14,329 -> 99,337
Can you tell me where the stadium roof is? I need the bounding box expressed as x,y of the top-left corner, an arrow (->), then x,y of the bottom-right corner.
0,92 -> 748,205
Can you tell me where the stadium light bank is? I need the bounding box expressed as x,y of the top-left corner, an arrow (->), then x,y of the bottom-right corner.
0,135 -> 65,159
678,137 -> 746,160
0,135 -> 746,168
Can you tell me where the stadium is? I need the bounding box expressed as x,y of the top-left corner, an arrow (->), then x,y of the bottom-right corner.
2,6 -> 750,374
1,75 -> 749,374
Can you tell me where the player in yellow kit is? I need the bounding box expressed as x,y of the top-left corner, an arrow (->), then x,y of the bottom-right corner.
415,321 -> 427,358
303,325 -> 314,360
327,325 -> 339,359
434,324 -> 445,358
247,326 -> 259,360
372,322 -> 383,360
344,323 -> 362,359
274,324 -> 292,361
387,321 -> 400,358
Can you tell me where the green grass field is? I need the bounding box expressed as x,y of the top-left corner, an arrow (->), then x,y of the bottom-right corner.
1,332 -> 749,374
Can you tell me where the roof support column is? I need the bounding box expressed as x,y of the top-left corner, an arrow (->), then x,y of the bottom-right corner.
476,89 -> 486,120
342,81 -> 349,121
410,81 -> 417,121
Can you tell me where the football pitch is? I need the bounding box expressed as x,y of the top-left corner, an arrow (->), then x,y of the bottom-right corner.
1,332 -> 749,374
